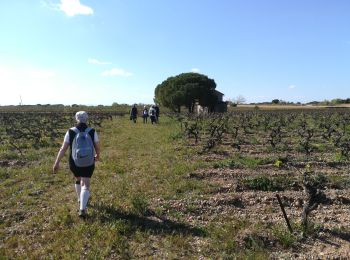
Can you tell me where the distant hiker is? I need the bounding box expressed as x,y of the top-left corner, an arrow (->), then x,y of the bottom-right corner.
130,104 -> 138,123
149,105 -> 157,124
142,105 -> 149,124
155,104 -> 160,123
53,111 -> 100,218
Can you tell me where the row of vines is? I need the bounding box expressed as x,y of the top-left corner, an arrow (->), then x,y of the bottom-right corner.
179,109 -> 350,160
177,109 -> 350,233
0,111 -> 124,155
2,108 -> 350,159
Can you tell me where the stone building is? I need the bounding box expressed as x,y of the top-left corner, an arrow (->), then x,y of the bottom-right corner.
196,90 -> 227,114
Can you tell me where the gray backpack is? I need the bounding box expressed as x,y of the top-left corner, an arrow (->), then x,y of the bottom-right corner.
71,127 -> 95,167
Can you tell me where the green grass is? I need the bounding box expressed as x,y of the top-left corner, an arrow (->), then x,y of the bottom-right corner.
213,155 -> 274,169
272,224 -> 297,248
242,176 -> 280,191
327,175 -> 350,189
241,175 -> 295,191
0,116 -> 224,258
207,217 -> 269,258
2,114 -> 345,258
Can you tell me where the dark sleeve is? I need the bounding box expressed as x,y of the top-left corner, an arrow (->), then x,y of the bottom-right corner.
88,128 -> 96,143
68,129 -> 75,160
69,129 -> 75,146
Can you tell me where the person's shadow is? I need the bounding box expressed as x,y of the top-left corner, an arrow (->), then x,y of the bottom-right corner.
324,228 -> 350,242
88,201 -> 206,237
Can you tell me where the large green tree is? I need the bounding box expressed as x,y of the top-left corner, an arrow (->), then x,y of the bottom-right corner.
155,73 -> 218,113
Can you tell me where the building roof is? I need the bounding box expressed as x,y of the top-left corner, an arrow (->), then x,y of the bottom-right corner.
215,90 -> 224,96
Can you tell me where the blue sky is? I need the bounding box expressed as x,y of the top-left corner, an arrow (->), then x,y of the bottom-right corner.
0,0 -> 349,105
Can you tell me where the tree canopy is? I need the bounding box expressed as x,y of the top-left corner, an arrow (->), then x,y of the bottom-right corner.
155,73 -> 218,113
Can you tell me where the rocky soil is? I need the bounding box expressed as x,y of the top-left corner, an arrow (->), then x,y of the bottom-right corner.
153,141 -> 350,258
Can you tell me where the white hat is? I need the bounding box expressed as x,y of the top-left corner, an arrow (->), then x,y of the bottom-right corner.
75,111 -> 88,123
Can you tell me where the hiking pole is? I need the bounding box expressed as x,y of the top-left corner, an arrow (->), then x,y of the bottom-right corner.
276,194 -> 293,233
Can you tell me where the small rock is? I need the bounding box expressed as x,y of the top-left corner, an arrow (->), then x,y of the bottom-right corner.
262,215 -> 269,221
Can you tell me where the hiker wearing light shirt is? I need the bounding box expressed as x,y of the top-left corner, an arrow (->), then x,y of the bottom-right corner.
53,111 -> 100,218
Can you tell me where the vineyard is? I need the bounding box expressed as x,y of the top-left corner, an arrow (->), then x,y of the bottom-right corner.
1,106 -> 350,258
0,111 -> 123,156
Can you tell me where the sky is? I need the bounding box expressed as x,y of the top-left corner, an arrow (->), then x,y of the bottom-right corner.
0,0 -> 349,106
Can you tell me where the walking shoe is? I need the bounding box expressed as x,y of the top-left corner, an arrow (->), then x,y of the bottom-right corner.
78,209 -> 86,218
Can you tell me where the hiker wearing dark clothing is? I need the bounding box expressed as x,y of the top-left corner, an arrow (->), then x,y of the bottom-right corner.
53,111 -> 100,218
155,104 -> 160,123
130,104 -> 138,123
142,106 -> 149,124
149,105 -> 157,124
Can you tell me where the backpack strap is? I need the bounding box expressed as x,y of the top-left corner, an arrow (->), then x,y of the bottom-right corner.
84,127 -> 95,143
84,127 -> 92,133
70,127 -> 79,134
69,127 -> 94,143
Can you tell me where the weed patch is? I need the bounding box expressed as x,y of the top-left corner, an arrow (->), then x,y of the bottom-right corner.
213,155 -> 274,169
272,225 -> 297,248
241,176 -> 286,191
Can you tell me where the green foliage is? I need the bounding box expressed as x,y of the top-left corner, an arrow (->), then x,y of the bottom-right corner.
243,233 -> 266,250
155,72 -> 218,113
208,218 -> 249,255
327,175 -> 350,189
274,159 -> 283,167
130,195 -> 149,215
304,172 -> 328,189
243,176 -> 279,191
207,218 -> 270,258
294,221 -> 322,237
214,155 -> 273,169
272,225 -> 297,248
213,159 -> 241,169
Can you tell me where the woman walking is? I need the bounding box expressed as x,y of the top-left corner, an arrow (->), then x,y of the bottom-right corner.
149,105 -> 157,124
53,111 -> 100,218
142,105 -> 149,124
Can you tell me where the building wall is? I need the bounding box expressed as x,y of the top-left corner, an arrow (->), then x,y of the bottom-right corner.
196,101 -> 227,114
194,90 -> 227,114
214,101 -> 228,113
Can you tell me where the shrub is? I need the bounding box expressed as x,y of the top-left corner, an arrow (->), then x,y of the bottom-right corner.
242,176 -> 280,191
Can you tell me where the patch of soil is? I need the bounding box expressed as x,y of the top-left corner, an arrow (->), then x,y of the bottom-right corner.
163,143 -> 350,257
0,160 -> 27,167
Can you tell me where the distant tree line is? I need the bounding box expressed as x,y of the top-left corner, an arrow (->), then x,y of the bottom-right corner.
247,98 -> 350,106
306,98 -> 350,106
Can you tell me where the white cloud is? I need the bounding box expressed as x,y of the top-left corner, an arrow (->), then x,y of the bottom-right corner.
288,84 -> 296,89
191,68 -> 200,73
101,68 -> 133,77
59,0 -> 93,17
88,58 -> 112,65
